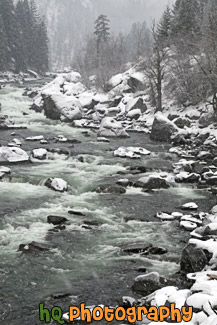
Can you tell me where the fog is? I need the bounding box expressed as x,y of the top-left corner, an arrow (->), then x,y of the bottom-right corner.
34,0 -> 173,69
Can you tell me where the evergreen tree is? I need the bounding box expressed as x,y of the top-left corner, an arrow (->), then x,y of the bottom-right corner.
171,0 -> 201,44
94,14 -> 110,67
0,0 -> 49,73
0,12 -> 8,70
157,6 -> 172,46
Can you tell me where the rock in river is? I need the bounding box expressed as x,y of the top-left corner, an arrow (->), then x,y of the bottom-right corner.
47,215 -> 69,225
44,178 -> 68,192
32,148 -> 47,160
134,175 -> 170,190
0,146 -> 29,163
96,184 -> 126,194
151,112 -> 178,142
97,117 -> 129,138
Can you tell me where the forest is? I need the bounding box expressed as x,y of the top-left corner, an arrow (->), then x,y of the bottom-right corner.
73,0 -> 217,112
0,0 -> 49,73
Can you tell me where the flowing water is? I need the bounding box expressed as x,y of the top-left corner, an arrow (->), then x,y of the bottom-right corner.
0,85 -> 216,324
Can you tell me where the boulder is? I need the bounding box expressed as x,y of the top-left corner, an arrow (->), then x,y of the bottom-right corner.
125,97 -> 147,114
132,272 -> 162,296
97,117 -> 129,138
127,72 -> 145,92
151,112 -> 178,142
173,117 -> 191,128
180,243 -> 210,273
0,147 -> 29,163
43,94 -> 82,121
18,241 -> 50,254
96,184 -> 126,194
114,147 -> 150,159
0,114 -> 13,129
175,172 -> 200,183
47,215 -> 69,225
134,175 -> 170,190
32,148 -> 47,160
44,178 -> 68,192
120,241 -> 152,254
126,109 -> 141,120
199,110 -> 214,128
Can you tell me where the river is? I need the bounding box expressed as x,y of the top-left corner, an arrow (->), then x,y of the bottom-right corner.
0,85 -> 215,324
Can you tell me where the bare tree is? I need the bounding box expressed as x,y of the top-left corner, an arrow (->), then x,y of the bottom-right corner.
145,22 -> 169,112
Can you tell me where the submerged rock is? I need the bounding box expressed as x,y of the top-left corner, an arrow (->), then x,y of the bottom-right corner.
96,184 -> 126,194
44,178 -> 68,192
18,241 -> 50,254
120,241 -> 152,254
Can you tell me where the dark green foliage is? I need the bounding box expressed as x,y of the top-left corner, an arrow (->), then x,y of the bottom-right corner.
0,0 -> 49,73
157,6 -> 172,46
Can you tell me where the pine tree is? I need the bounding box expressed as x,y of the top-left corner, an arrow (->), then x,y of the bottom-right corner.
94,14 -> 110,67
171,0 -> 201,43
0,0 -> 24,72
157,6 -> 172,46
0,12 -> 8,71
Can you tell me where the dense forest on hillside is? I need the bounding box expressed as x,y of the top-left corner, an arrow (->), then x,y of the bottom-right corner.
0,0 -> 49,73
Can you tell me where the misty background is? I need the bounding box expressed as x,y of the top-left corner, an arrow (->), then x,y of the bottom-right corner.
34,0 -> 173,69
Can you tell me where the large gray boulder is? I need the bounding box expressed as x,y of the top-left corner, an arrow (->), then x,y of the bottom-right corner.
43,94 -> 82,121
125,97 -> 147,114
97,117 -> 129,138
134,175 -> 170,190
180,243 -> 211,274
151,112 -> 178,142
132,272 -> 162,295
0,147 -> 29,163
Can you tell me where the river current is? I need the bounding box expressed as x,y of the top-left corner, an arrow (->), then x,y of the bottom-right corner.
0,85 -> 215,324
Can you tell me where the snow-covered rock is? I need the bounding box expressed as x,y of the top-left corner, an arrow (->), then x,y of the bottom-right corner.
134,175 -> 170,190
180,220 -> 197,231
125,97 -> 147,113
44,178 -> 68,192
0,147 -> 29,163
156,212 -> 177,221
181,202 -> 198,210
97,117 -> 129,138
32,148 -> 47,160
114,147 -> 141,159
43,94 -> 82,121
126,108 -> 142,119
26,135 -> 44,141
114,146 -> 150,159
151,112 -> 179,142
